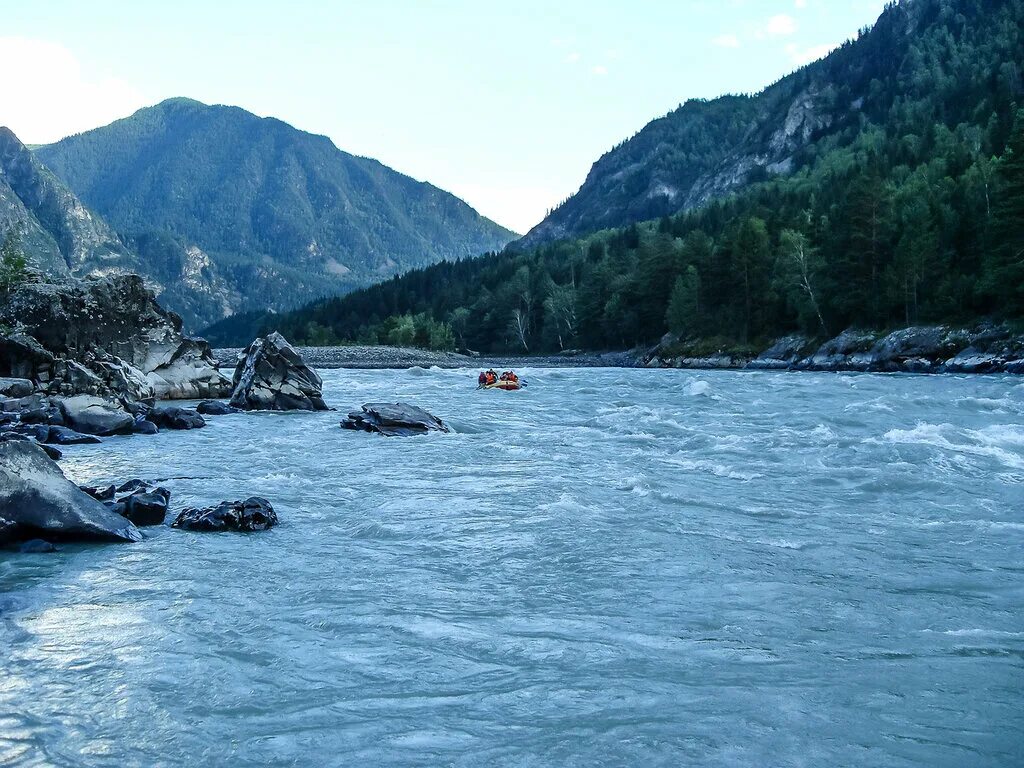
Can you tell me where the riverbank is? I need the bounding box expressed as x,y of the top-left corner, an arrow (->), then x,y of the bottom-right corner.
212,346 -> 639,370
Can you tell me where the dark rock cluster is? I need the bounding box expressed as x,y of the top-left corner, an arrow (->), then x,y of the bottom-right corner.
172,497 -> 278,532
341,402 -> 449,437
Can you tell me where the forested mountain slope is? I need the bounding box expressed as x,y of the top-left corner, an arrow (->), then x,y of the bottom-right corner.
519,0 -> 1023,248
35,98 -> 516,329
205,0 -> 1024,353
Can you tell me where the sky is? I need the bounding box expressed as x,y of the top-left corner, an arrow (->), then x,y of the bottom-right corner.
0,0 -> 890,234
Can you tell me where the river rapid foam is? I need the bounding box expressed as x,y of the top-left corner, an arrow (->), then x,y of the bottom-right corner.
1,369 -> 1022,766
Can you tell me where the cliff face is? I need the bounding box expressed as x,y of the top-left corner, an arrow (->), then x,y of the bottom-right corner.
0,127 -> 136,277
0,274 -> 230,401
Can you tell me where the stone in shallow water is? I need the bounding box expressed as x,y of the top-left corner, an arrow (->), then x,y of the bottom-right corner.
18,539 -> 58,553
147,405 -> 205,430
341,402 -> 449,437
196,400 -> 239,415
229,332 -> 328,411
172,497 -> 277,532
0,441 -> 141,545
59,395 -> 134,436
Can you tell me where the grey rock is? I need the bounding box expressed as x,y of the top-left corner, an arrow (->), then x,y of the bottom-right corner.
196,400 -> 239,415
59,395 -> 134,436
80,484 -> 116,501
229,332 -> 328,411
122,491 -> 168,526
147,406 -> 205,430
46,425 -> 102,445
172,497 -> 277,532
0,440 -> 142,545
0,378 -> 33,398
132,419 -> 159,435
341,402 -> 449,437
942,347 -> 1004,374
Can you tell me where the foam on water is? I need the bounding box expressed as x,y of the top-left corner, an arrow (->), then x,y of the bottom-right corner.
1,368 -> 1022,767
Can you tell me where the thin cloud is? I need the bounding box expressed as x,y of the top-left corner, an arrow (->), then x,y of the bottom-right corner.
712,33 -> 742,48
592,65 -> 608,76
785,42 -> 835,65
764,14 -> 798,37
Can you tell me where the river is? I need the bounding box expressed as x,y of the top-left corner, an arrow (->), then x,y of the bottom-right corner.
1,368 -> 1022,766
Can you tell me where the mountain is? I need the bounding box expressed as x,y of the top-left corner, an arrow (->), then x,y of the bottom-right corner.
214,0 -> 1024,352
0,127 -> 137,278
519,0 -> 1023,248
34,98 -> 517,329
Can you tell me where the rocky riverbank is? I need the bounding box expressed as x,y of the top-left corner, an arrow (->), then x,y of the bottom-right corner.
645,324 -> 1024,375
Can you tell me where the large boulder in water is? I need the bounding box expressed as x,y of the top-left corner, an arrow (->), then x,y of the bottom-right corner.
341,402 -> 449,436
59,395 -> 134,436
229,332 -> 328,411
147,405 -> 206,430
0,440 -> 142,545
172,497 -> 277,532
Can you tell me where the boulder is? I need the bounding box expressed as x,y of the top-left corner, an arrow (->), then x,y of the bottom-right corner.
0,377 -> 33,398
800,329 -> 878,371
341,402 -> 449,437
0,330 -> 53,381
132,419 -> 159,435
1,431 -> 62,460
229,332 -> 329,411
145,338 -> 232,400
942,347 -> 1004,374
121,490 -> 169,527
1004,359 -> 1024,374
46,425 -> 102,445
59,395 -> 134,436
147,406 -> 205,430
747,334 -> 813,370
172,497 -> 277,532
0,441 -> 142,545
196,400 -> 239,416
80,484 -> 116,501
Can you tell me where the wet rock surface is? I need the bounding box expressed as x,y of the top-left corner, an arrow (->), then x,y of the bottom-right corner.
341,402 -> 449,437
171,497 -> 277,532
229,332 -> 329,411
0,440 -> 142,545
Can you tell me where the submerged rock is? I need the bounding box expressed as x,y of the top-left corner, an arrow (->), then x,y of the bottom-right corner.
341,402 -> 449,437
0,441 -> 142,545
59,395 -> 134,436
171,497 -> 277,532
229,332 -> 329,411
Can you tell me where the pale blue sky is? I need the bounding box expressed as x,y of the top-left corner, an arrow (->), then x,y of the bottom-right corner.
1,0 -> 889,233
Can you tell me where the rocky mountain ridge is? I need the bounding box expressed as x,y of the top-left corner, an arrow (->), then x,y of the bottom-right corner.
34,98 -> 517,329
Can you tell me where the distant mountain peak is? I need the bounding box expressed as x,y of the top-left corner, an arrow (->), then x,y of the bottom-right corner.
33,99 -> 516,330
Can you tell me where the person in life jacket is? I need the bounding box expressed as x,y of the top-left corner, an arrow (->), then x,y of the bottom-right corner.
484,369 -> 498,386
478,371 -> 487,386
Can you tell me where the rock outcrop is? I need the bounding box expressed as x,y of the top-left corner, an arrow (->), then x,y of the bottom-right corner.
229,332 -> 329,411
0,440 -> 142,545
171,497 -> 277,532
341,402 -> 449,436
644,324 -> 1024,375
59,395 -> 134,436
0,274 -> 230,402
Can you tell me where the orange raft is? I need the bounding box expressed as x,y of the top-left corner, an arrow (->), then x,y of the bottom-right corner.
483,379 -> 522,391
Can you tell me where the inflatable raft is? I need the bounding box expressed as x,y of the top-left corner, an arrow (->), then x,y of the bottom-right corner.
483,380 -> 521,391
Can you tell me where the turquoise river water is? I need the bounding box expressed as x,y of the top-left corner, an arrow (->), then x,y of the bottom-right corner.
1,368 -> 1022,766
